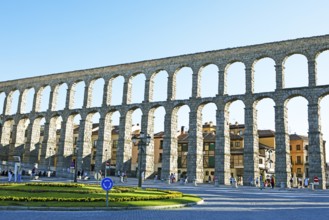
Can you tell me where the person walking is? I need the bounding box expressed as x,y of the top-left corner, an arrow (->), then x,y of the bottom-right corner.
8,169 -> 13,182
271,176 -> 275,189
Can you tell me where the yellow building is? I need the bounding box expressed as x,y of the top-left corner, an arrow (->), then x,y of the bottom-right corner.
289,134 -> 309,178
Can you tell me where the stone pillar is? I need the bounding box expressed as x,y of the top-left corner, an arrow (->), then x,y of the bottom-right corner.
17,89 -> 25,114
65,83 -> 75,109
140,111 -> 155,179
4,91 -> 13,115
122,77 -> 132,105
116,110 -> 133,174
161,110 -> 178,180
144,73 -> 153,102
274,104 -> 291,186
8,118 -> 19,158
0,119 -> 13,160
102,78 -> 111,106
33,87 -> 43,112
215,106 -> 231,185
94,112 -> 112,173
167,71 -> 175,100
23,117 -> 42,165
56,114 -> 74,172
308,59 -> 317,87
187,109 -> 203,183
82,81 -> 93,108
48,85 -> 59,111
32,88 -> 43,112
275,63 -> 285,90
308,103 -> 326,189
39,117 -> 58,170
243,102 -> 259,185
218,66 -> 226,95
245,63 -> 254,94
76,115 -> 93,172
191,66 -> 201,98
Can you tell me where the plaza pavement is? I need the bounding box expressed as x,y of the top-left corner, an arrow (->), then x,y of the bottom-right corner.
1,175 -> 329,220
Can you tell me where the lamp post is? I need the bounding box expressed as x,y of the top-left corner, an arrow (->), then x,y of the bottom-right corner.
74,147 -> 79,183
105,149 -> 108,178
132,132 -> 151,187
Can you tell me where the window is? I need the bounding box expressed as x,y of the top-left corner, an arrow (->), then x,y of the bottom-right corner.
160,140 -> 163,149
182,144 -> 188,151
297,156 -> 302,165
159,153 -> 162,162
259,158 -> 263,164
209,143 -> 215,151
208,156 -> 215,168
297,168 -> 302,174
296,145 -> 301,151
235,142 -> 240,147
306,156 -> 308,162
290,145 -> 292,151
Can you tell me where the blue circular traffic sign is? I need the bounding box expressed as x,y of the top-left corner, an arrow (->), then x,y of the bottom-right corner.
101,177 -> 114,191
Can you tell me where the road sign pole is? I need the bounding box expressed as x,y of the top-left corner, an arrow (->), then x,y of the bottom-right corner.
106,190 -> 109,207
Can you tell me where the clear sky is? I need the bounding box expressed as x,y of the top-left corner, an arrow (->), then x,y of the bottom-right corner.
1,1 -> 329,160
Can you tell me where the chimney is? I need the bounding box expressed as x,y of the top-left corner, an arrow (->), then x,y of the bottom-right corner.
181,126 -> 185,134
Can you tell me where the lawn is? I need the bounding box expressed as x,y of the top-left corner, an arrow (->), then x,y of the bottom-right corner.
0,182 -> 201,208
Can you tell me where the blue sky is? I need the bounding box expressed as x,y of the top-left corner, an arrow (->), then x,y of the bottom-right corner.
1,1 -> 329,160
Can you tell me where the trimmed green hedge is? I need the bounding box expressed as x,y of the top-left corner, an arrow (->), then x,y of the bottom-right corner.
0,183 -> 183,203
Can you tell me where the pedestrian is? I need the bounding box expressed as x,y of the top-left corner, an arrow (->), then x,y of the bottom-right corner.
31,167 -> 36,180
298,177 -> 302,188
290,176 -> 293,188
8,169 -> 13,182
304,177 -> 309,188
271,176 -> 275,189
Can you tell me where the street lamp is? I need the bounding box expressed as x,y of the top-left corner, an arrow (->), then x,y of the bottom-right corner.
74,147 -> 79,183
132,132 -> 151,187
105,149 -> 108,178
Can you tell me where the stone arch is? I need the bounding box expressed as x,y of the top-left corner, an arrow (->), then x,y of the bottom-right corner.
200,64 -> 219,98
283,54 -> 308,88
130,73 -> 146,104
72,80 -> 85,109
55,83 -> 68,111
253,57 -> 276,93
39,85 -> 51,112
7,89 -> 20,115
76,111 -> 100,172
21,87 -> 35,113
174,67 -> 193,100
0,118 -> 14,146
0,118 -> 14,160
0,92 -> 5,115
316,49 -> 329,86
151,70 -> 168,102
109,75 -> 124,106
226,61 -> 246,95
89,77 -> 105,107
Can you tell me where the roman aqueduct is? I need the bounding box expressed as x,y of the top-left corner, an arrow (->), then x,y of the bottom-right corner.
0,35 -> 328,188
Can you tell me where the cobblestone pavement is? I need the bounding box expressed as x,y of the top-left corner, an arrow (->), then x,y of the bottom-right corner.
1,177 -> 329,220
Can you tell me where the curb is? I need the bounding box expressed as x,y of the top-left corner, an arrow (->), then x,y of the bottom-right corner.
0,200 -> 204,211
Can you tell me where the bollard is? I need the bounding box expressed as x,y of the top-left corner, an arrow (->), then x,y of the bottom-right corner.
310,183 -> 314,190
